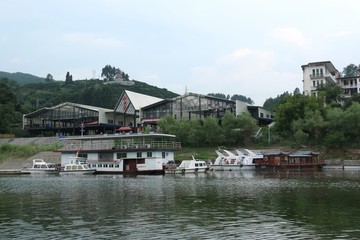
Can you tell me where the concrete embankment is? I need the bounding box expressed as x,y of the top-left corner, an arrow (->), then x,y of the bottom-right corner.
324,159 -> 360,170
0,137 -> 62,172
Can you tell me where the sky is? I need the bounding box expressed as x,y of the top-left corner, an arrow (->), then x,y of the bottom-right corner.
1,0 -> 360,106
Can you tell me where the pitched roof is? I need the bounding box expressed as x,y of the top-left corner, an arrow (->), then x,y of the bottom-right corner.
124,90 -> 163,110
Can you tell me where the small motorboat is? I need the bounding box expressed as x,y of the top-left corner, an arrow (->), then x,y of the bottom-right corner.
60,157 -> 95,175
21,159 -> 59,174
164,156 -> 209,174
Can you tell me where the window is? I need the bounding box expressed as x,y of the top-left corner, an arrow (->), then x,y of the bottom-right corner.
147,152 -> 153,157
162,152 -> 166,158
137,152 -> 142,158
313,81 -> 316,87
117,153 -> 127,159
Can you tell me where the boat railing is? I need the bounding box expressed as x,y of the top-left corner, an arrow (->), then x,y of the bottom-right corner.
61,140 -> 181,151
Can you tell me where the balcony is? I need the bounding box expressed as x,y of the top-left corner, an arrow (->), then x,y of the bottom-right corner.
310,74 -> 324,79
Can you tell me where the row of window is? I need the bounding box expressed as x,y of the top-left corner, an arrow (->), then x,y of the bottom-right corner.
312,68 -> 324,77
116,152 -> 167,159
312,80 -> 324,87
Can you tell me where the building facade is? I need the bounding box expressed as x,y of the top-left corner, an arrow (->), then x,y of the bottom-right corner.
22,102 -> 122,136
301,61 -> 340,97
141,92 -> 236,122
23,91 -> 273,136
302,60 -> 359,99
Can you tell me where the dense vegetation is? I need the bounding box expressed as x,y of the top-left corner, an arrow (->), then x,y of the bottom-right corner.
159,85 -> 360,151
1,63 -> 360,153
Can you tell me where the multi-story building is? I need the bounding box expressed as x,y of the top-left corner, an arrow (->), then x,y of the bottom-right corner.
337,74 -> 360,98
302,60 -> 359,99
23,90 -> 273,136
301,61 -> 340,97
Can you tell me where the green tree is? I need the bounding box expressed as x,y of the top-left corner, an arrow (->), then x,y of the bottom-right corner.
65,71 -> 73,84
263,91 -> 291,109
0,82 -> 18,133
323,107 -> 347,148
317,82 -> 342,106
273,94 -> 323,140
342,63 -> 359,77
291,110 -> 326,145
45,74 -> 53,83
202,117 -> 222,145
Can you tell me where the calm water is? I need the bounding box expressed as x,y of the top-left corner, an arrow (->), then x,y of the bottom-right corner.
1,170 -> 360,239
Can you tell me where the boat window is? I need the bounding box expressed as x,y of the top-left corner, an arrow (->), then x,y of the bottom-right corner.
137,152 -> 142,158
65,166 -> 71,170
195,163 -> 198,167
162,152 -> 166,158
137,159 -> 145,164
115,164 -> 119,168
98,164 -> 102,168
71,165 -> 77,170
109,164 -> 114,168
34,165 -> 40,168
116,153 -> 127,159
41,165 -> 47,168
104,164 -> 108,167
92,164 -> 96,168
147,152 -> 153,158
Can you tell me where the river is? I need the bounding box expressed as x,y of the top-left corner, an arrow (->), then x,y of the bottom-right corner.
1,170 -> 360,239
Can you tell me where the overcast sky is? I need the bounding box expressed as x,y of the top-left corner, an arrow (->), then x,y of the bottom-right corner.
1,0 -> 359,105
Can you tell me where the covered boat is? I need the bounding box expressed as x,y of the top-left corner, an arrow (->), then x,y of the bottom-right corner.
56,133 -> 181,175
21,159 -> 59,174
164,156 -> 209,174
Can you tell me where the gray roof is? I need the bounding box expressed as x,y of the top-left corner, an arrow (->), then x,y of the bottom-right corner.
124,90 -> 163,110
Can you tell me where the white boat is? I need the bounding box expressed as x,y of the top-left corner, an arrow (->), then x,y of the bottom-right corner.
212,149 -> 262,171
164,156 -> 209,174
60,157 -> 95,175
57,133 -> 181,175
21,159 -> 59,174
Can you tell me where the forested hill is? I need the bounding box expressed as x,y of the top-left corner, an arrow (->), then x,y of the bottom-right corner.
0,75 -> 179,113
0,71 -> 45,85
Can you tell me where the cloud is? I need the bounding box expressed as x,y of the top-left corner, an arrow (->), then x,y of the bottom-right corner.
187,48 -> 300,105
63,33 -> 124,49
271,27 -> 309,48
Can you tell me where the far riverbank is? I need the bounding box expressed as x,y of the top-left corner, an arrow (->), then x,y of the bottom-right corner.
0,137 -> 359,170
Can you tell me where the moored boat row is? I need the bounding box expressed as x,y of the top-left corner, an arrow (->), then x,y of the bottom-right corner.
19,133 -> 325,176
210,148 -> 324,171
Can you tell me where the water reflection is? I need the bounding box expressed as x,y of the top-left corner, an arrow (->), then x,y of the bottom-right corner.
1,170 -> 360,239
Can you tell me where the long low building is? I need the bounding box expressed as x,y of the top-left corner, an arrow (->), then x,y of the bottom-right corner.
23,90 -> 273,136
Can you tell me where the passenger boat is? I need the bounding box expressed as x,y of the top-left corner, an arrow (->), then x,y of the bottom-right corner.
56,133 -> 181,175
164,156 -> 209,174
212,149 -> 261,171
254,150 -> 324,170
60,157 -> 95,175
21,159 -> 59,174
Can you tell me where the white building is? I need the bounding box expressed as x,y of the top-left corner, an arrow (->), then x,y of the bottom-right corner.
301,61 -> 340,97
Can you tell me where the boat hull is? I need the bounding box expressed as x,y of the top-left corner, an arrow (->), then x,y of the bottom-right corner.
164,167 -> 208,174
59,170 -> 96,175
212,164 -> 255,171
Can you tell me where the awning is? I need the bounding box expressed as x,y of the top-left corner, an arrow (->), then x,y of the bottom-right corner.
116,126 -> 132,132
142,118 -> 160,123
